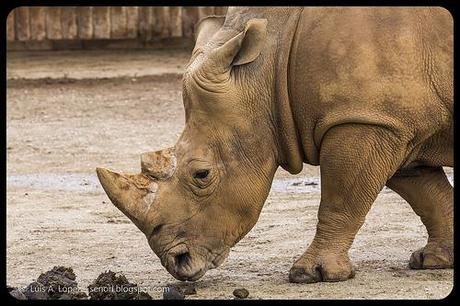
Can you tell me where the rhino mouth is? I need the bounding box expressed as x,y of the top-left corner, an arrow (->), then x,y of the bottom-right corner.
163,244 -> 230,281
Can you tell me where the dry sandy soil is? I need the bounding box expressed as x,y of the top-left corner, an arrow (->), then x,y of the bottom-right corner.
7,49 -> 453,299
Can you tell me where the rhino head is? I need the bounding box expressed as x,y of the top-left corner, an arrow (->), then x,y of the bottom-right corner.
97,15 -> 280,281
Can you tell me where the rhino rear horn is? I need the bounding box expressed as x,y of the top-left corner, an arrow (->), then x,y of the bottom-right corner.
140,147 -> 176,180
96,168 -> 158,234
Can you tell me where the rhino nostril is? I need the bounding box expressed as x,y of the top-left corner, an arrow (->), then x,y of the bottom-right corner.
175,252 -> 190,268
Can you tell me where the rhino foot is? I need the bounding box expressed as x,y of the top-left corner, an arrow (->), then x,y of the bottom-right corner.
409,241 -> 453,269
288,252 -> 355,283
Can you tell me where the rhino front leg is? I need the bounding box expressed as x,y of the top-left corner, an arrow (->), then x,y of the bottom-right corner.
386,167 -> 453,269
289,124 -> 407,283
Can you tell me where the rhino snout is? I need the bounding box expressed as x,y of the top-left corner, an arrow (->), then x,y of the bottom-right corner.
161,243 -> 231,281
163,244 -> 207,281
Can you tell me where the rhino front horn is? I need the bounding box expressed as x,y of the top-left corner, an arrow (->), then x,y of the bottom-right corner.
96,167 -> 158,234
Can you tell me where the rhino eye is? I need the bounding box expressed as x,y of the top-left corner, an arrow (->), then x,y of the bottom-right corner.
193,169 -> 209,180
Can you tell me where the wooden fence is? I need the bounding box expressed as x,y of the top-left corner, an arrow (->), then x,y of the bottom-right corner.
7,6 -> 228,50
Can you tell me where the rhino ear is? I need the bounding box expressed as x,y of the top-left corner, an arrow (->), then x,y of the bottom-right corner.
232,18 -> 268,66
211,18 -> 267,68
194,15 -> 226,50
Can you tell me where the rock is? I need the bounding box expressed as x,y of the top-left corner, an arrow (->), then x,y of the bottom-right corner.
37,266 -> 77,296
23,281 -> 49,300
73,291 -> 89,300
167,283 -> 196,296
163,286 -> 185,300
180,284 -> 197,295
88,270 -> 152,300
57,292 -> 88,300
8,288 -> 27,300
233,288 -> 249,299
137,292 -> 152,300
21,266 -> 87,300
58,294 -> 73,300
35,266 -> 86,300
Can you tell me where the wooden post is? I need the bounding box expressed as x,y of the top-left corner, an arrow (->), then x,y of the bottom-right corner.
29,7 -> 46,41
125,7 -> 138,38
150,7 -> 161,37
214,7 -> 228,15
138,7 -> 152,40
110,7 -> 127,39
198,7 -> 215,20
15,7 -> 30,41
181,7 -> 198,38
160,7 -> 171,37
151,7 -> 170,38
46,7 -> 62,39
169,7 -> 182,37
93,6 -> 110,39
61,7 -> 78,39
7,9 -> 15,41
77,7 -> 93,39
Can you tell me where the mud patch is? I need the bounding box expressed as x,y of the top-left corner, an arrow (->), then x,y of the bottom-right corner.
270,174 -> 453,194
7,171 -> 453,195
164,283 -> 197,299
271,177 -> 321,194
163,285 -> 185,300
7,173 -> 101,193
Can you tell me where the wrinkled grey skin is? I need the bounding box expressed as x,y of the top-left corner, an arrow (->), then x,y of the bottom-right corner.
97,7 -> 453,283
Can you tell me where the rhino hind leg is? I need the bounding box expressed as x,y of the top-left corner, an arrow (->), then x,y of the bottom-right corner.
290,124 -> 409,283
387,166 -> 453,269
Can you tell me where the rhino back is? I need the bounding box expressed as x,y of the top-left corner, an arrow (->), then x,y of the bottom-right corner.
288,7 -> 453,165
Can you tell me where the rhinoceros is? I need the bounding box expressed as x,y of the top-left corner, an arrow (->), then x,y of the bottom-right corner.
96,7 -> 453,283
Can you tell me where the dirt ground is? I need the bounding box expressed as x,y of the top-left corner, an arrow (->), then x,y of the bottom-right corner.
7,49 -> 453,299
